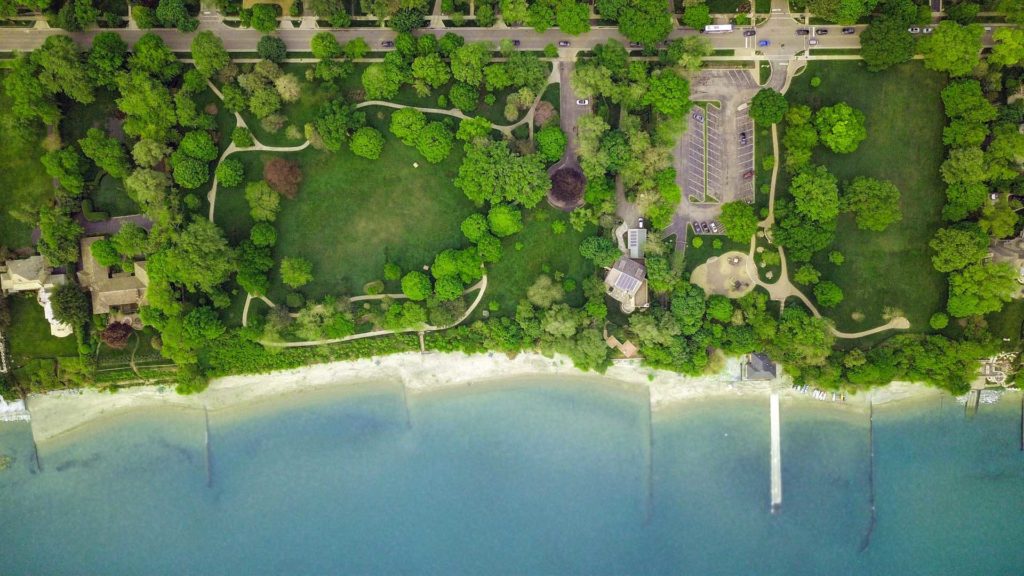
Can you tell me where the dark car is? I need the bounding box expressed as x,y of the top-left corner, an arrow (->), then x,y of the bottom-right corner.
842,27 -> 855,34
743,29 -> 756,37
558,40 -> 570,47
692,112 -> 704,122
701,222 -> 710,233
381,40 -> 395,47
512,39 -> 521,47
815,28 -> 828,35
740,132 -> 748,145
796,28 -> 810,36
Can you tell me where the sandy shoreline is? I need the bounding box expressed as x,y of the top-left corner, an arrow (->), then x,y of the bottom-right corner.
19,351 -> 1008,443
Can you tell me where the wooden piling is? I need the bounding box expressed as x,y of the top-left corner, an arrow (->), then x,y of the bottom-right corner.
859,400 -> 876,553
204,407 -> 212,488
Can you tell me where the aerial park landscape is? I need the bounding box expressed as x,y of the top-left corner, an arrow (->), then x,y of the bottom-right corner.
0,0 -> 1022,572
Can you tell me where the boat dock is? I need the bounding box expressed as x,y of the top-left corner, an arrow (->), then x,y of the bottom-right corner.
965,389 -> 981,417
769,392 -> 782,514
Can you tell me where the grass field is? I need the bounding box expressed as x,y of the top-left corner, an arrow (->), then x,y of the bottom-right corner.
483,209 -> 596,316
0,79 -> 54,249
59,88 -> 118,146
92,174 -> 140,216
783,61 -> 947,334
707,0 -> 747,11
216,110 -> 478,305
6,295 -> 78,366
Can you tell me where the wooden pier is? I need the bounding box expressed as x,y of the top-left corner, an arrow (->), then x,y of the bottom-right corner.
203,407 -> 213,488
965,389 -> 981,418
769,392 -> 782,514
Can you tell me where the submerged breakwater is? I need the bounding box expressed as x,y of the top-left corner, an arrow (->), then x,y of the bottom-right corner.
0,380 -> 1022,575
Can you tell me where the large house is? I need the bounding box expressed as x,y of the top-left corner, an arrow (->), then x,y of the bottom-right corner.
78,237 -> 149,322
604,257 -> 649,314
0,255 -> 73,337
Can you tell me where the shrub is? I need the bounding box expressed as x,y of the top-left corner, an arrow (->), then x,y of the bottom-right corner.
383,261 -> 402,281
250,222 -> 278,247
692,236 -> 703,248
401,271 -> 432,301
215,157 -> 245,187
280,257 -> 314,288
285,292 -> 306,308
349,127 -> 385,160
263,157 -> 303,198
245,181 -> 281,222
232,127 -> 255,147
929,312 -> 949,330
100,322 -> 134,349
487,204 -> 523,237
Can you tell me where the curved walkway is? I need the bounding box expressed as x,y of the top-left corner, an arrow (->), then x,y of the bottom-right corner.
747,96 -> 908,340
260,275 -> 488,348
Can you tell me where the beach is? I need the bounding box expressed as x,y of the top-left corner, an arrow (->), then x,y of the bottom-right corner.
20,350 -> 979,443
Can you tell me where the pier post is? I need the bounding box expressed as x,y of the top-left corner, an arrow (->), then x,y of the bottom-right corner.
769,392 -> 782,514
203,407 -> 213,488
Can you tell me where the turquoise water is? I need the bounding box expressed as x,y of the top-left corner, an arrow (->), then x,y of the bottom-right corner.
0,379 -> 1022,575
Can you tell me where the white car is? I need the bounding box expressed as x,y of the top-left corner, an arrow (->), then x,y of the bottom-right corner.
808,38 -> 819,45
575,99 -> 589,106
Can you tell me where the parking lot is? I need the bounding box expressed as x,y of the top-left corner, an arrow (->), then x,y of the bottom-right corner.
734,105 -> 755,203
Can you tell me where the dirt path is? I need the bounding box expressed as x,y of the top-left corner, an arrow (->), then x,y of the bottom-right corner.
259,275 -> 488,348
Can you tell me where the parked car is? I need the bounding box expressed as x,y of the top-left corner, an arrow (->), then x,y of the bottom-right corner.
758,39 -> 770,47
808,38 -> 819,45
740,132 -> 748,145
796,28 -> 810,35
922,27 -> 933,33
381,40 -> 395,47
908,27 -> 921,33
692,112 -> 704,122
512,39 -> 521,46
710,222 -> 719,233
637,217 -> 645,229
742,170 -> 754,180
815,28 -> 829,35
575,99 -> 589,106
842,27 -> 855,34
628,42 -> 643,48
558,40 -> 570,47
743,29 -> 756,37
701,222 -> 710,233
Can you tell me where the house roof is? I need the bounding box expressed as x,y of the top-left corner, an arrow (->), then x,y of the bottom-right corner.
744,353 -> 777,381
78,236 -> 149,314
605,257 -> 646,295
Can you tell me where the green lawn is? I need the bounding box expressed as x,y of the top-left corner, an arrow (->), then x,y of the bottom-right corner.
0,79 -> 54,249
483,209 -> 596,316
216,110 -> 479,305
6,295 -> 79,366
92,174 -> 140,216
59,88 -> 118,146
986,299 -> 1024,349
707,0 -> 748,11
783,61 -> 948,334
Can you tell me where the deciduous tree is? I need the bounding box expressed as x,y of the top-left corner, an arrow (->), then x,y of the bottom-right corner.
841,177 -> 902,231
280,257 -> 314,289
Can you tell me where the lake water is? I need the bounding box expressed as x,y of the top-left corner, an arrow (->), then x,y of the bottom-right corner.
0,378 -> 1022,575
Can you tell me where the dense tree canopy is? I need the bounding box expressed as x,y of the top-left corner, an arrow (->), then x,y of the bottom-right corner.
841,177 -> 902,231
749,89 -> 789,125
947,262 -> 1018,317
455,142 -> 550,207
814,102 -> 867,154
712,200 -> 757,245
789,165 -> 840,222
929,226 -> 989,272
190,31 -> 230,78
918,21 -> 983,77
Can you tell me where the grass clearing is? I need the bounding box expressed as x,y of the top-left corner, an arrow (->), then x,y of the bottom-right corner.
0,98 -> 53,248
92,174 -> 140,216
783,61 -> 947,334
483,210 -> 596,316
7,295 -> 79,366
216,110 -> 478,305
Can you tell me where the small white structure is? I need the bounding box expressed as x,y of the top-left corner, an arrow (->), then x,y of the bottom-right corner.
627,228 -> 647,260
37,287 -> 73,338
0,395 -> 30,422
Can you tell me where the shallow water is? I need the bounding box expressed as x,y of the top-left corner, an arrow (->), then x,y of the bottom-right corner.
0,380 -> 1021,575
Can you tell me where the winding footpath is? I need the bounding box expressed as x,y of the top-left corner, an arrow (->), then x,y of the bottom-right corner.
259,275 -> 489,348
